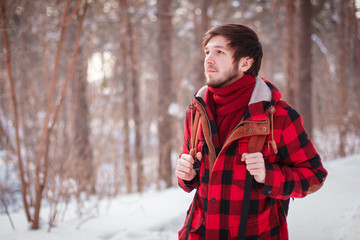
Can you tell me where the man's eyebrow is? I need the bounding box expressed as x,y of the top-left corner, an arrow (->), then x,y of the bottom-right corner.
204,45 -> 231,50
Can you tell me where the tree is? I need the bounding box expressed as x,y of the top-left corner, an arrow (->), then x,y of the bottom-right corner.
118,0 -> 144,193
192,0 -> 211,91
1,0 -> 32,222
296,0 -> 313,137
1,0 -> 88,229
118,0 -> 133,194
157,0 -> 174,188
284,0 -> 297,108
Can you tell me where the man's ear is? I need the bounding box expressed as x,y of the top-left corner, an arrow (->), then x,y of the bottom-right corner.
238,57 -> 254,73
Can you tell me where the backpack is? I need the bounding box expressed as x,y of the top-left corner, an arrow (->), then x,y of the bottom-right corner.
184,103 -> 289,240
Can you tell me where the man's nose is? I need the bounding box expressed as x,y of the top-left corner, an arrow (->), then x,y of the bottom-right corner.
205,54 -> 215,65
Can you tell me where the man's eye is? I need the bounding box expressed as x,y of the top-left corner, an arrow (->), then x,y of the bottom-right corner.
217,50 -> 223,54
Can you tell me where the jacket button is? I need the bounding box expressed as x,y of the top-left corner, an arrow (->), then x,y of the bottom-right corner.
211,198 -> 216,202
262,127 -> 266,131
248,128 -> 253,132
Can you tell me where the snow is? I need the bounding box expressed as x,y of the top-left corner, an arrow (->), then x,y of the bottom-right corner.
1,155 -> 360,240
287,154 -> 360,240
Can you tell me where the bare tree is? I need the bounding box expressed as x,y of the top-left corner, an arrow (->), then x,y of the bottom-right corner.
336,0 -> 352,157
284,0 -> 297,108
9,0 -> 88,229
192,0 -> 211,91
118,0 -> 133,193
296,0 -> 313,136
0,0 -> 31,222
129,2 -> 144,193
118,0 -> 144,193
71,41 -> 93,193
157,0 -> 174,188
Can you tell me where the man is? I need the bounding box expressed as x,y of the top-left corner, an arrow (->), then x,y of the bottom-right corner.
175,24 -> 327,240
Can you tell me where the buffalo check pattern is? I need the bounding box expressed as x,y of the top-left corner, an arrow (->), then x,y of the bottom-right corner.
178,78 -> 327,240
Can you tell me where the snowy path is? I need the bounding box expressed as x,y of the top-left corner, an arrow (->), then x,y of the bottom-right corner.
1,155 -> 360,240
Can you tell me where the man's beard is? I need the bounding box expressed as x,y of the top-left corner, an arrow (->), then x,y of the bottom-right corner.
206,65 -> 239,88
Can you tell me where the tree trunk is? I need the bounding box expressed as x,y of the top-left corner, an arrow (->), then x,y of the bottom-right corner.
119,0 -> 136,193
350,0 -> 360,132
193,0 -> 211,91
0,0 -> 32,222
120,0 -> 144,192
157,0 -> 174,188
130,22 -> 144,193
296,0 -> 313,137
32,0 -> 86,229
284,0 -> 297,108
336,0 -> 349,157
72,46 -> 93,193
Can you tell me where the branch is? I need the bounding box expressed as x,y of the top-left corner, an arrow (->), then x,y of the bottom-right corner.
43,0 -> 89,203
0,0 -> 31,222
32,0 -> 73,229
50,0 -> 88,132
64,0 -> 84,27
0,184 -> 15,230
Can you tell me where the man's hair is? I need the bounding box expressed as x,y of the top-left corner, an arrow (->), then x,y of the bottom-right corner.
202,24 -> 263,77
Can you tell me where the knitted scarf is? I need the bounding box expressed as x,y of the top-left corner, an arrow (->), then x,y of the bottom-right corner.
205,74 -> 256,146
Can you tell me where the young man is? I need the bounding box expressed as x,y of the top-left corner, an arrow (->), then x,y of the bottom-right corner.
175,24 -> 327,240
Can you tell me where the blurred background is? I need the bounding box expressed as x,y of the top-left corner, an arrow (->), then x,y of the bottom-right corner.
0,0 -> 359,233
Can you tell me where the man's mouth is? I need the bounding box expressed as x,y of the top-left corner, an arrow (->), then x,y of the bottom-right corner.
206,67 -> 217,73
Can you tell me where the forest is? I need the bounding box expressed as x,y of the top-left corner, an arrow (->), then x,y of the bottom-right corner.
1,0 -> 359,231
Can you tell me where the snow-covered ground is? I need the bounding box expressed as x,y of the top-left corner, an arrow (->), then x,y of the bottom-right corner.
287,154 -> 360,240
1,155 -> 359,240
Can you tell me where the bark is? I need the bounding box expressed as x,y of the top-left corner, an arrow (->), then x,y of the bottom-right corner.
284,0 -> 297,108
351,0 -> 360,88
157,0 -> 174,188
0,0 -> 32,222
296,0 -> 313,137
119,0 -> 133,193
32,0 -> 87,229
350,0 -> 360,130
336,0 -> 348,157
72,45 -> 93,193
68,0 -> 93,193
130,20 -> 144,193
122,1 -> 144,193
193,0 -> 211,91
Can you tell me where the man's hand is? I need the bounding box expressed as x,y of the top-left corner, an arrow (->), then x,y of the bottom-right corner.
175,152 -> 202,181
241,152 -> 266,184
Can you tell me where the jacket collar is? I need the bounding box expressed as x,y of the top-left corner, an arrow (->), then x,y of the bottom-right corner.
194,77 -> 282,122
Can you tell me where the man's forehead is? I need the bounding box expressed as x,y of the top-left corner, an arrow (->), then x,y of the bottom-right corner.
204,35 -> 231,49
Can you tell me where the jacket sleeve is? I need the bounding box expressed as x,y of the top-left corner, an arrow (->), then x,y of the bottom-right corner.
177,108 -> 200,192
261,106 -> 328,199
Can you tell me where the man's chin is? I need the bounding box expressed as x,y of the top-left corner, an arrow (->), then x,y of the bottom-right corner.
206,79 -> 224,88
206,76 -> 239,88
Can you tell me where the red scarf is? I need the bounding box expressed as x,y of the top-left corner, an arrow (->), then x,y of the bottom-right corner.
205,74 -> 256,146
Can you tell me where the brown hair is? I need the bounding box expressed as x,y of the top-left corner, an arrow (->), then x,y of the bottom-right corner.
202,24 -> 263,77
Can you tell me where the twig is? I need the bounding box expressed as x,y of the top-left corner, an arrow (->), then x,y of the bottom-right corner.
0,184 -> 15,230
76,214 -> 95,230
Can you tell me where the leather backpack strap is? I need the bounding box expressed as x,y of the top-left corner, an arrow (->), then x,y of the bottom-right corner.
185,104 -> 201,240
238,134 -> 267,240
189,103 -> 201,159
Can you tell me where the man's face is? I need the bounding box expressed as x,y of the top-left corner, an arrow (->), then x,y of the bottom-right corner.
203,35 -> 244,88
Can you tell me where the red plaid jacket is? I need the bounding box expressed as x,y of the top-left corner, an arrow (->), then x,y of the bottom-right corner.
178,77 -> 327,240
